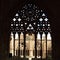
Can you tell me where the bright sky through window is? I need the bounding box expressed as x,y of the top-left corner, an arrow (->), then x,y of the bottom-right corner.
15,32 -> 18,39
37,32 -> 41,39
42,32 -> 46,40
47,32 -> 51,40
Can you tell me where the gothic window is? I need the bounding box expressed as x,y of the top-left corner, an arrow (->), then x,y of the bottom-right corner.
9,4 -> 52,60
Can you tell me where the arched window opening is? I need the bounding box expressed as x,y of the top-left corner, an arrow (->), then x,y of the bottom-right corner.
9,4 -> 52,60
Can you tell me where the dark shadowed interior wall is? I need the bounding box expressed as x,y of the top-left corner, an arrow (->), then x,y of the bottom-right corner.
0,0 -> 60,60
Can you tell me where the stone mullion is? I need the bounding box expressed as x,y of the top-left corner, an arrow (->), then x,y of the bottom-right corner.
23,32 -> 26,58
13,32 -> 15,56
18,33 -> 20,57
35,33 -> 37,58
46,33 -> 47,60
40,33 -> 42,60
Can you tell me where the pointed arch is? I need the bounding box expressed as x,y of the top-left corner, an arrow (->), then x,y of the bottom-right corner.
9,4 -> 52,60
